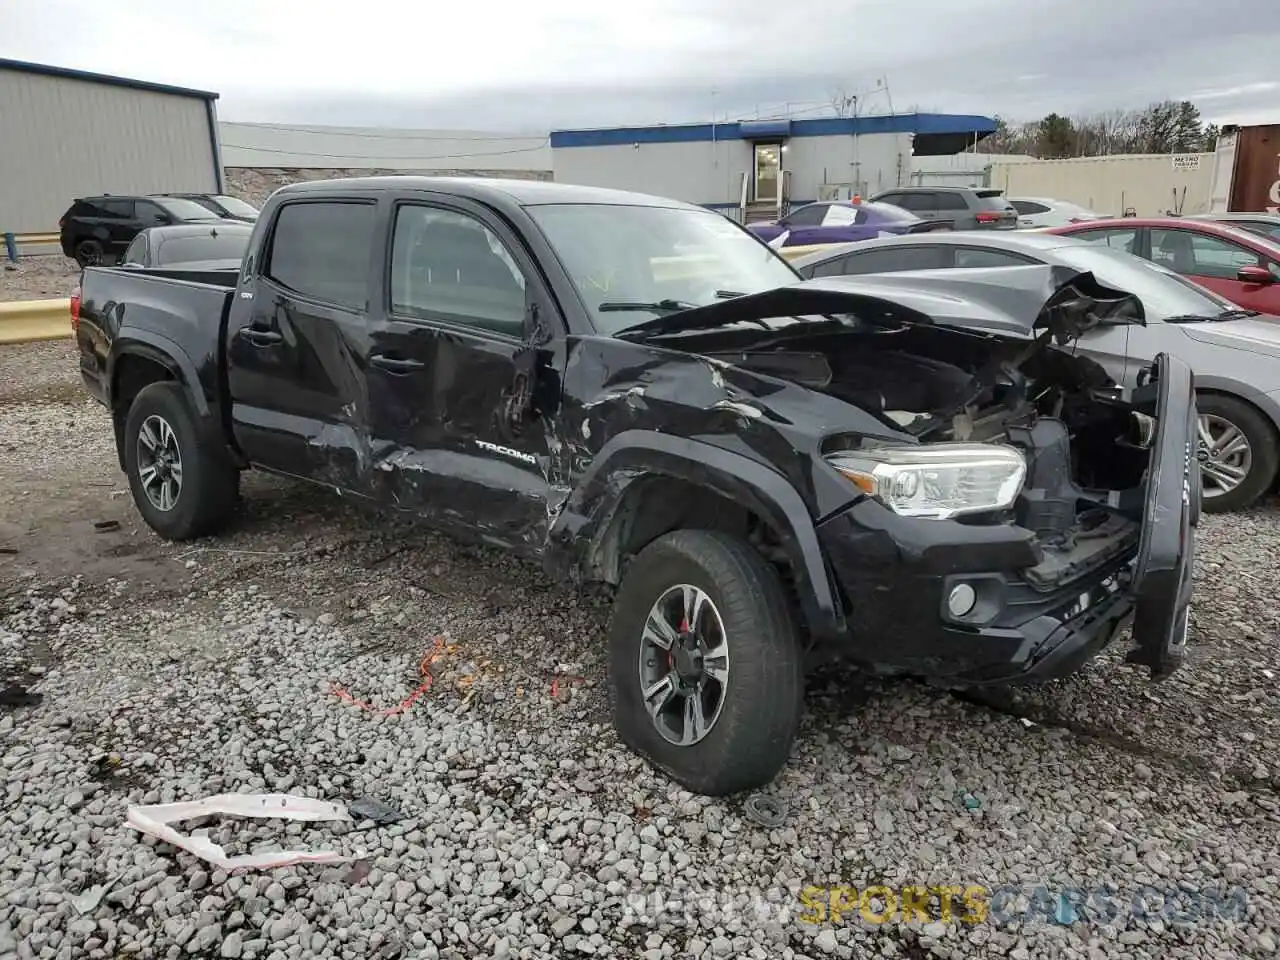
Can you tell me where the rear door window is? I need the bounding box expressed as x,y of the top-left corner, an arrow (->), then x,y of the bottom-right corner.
1011,200 -> 1049,216
101,200 -> 134,219
953,247 -> 1038,268
838,246 -> 952,275
1070,227 -> 1140,254
821,205 -> 860,227
1151,229 -> 1261,280
134,201 -> 170,227
264,201 -> 377,310
934,193 -> 969,211
783,204 -> 827,227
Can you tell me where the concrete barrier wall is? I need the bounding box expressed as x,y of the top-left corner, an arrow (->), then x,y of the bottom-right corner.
0,299 -> 73,344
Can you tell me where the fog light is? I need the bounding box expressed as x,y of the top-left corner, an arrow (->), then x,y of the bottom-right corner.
947,583 -> 977,618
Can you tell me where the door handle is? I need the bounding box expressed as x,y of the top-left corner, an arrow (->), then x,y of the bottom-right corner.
370,354 -> 425,373
240,327 -> 282,346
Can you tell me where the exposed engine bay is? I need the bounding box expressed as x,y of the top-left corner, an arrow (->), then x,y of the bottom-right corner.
707,321 -> 1156,590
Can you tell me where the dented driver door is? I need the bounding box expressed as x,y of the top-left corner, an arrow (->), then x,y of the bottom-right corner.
365,195 -> 560,557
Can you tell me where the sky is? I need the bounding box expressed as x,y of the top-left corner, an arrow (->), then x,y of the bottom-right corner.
2,0 -> 1278,134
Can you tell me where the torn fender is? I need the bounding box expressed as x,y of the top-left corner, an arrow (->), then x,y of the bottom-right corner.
545,430 -> 849,639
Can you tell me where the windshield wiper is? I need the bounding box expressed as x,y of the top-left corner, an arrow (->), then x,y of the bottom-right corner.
1164,308 -> 1261,323
597,299 -> 698,314
715,289 -> 745,299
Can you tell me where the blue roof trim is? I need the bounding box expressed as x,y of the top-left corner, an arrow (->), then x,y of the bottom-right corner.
739,119 -> 792,139
550,113 -> 996,148
0,57 -> 219,101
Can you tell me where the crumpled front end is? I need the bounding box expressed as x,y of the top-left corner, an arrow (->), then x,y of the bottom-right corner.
814,353 -> 1198,684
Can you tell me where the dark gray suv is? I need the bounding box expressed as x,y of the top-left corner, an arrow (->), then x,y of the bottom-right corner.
868,186 -> 1018,231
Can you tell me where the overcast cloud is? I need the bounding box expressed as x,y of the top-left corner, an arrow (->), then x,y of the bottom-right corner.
2,0 -> 1277,132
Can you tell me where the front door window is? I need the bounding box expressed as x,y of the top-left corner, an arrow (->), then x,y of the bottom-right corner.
755,144 -> 780,202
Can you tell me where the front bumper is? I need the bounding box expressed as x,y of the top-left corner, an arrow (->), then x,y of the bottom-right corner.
814,353 -> 1198,685
815,500 -> 1138,684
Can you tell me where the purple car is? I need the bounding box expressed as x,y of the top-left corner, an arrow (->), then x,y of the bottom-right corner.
748,201 -> 949,248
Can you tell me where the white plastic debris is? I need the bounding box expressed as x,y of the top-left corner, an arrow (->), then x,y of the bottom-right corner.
125,793 -> 356,870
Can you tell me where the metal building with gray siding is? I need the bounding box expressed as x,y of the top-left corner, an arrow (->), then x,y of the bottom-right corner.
0,58 -> 223,245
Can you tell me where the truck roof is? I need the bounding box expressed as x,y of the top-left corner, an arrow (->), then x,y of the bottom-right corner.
272,176 -> 700,212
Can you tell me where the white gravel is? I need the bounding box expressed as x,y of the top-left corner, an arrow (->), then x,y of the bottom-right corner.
2,340 -> 1279,960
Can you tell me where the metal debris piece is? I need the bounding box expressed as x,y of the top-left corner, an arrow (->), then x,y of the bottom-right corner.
72,872 -> 126,914
347,797 -> 404,825
743,794 -> 788,828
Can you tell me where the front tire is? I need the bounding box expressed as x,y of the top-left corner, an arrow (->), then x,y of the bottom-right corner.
123,382 -> 239,540
607,529 -> 803,796
1196,394 -> 1278,513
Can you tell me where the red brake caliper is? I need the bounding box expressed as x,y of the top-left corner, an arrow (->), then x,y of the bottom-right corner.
671,618 -> 688,669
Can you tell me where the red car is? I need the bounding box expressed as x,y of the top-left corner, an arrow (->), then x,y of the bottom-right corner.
1046,217 -> 1280,315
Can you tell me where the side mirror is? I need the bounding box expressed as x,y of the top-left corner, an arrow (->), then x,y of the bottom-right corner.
1237,265 -> 1276,285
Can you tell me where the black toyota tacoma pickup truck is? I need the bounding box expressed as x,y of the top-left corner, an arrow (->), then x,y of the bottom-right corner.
74,177 -> 1199,796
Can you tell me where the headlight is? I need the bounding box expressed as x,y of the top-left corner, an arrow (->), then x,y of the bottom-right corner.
826,442 -> 1026,519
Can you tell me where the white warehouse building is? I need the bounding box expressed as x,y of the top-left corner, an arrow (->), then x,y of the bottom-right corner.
550,113 -> 997,221
0,58 -> 224,241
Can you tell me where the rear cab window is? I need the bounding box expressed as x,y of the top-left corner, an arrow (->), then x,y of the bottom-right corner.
263,201 -> 377,310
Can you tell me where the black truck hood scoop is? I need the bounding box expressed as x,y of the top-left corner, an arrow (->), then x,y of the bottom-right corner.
616,264 -> 1145,345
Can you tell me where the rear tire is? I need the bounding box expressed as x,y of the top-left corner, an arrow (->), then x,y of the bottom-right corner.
73,239 -> 104,267
607,529 -> 803,796
1196,393 -> 1277,513
123,382 -> 239,540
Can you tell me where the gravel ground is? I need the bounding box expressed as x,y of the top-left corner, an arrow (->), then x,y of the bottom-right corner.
1,257 -> 80,303
2,341 -> 1280,960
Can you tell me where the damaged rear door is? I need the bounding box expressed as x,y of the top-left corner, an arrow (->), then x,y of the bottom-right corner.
365,196 -> 561,555
225,197 -> 380,494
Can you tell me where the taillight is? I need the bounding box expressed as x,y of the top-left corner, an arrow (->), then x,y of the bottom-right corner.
58,214 -> 68,229
70,285 -> 81,333
974,211 -> 1001,224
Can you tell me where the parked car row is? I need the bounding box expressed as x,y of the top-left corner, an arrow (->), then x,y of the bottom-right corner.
59,192 -> 259,266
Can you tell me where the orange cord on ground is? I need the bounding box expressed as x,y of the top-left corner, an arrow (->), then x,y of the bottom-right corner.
330,636 -> 448,716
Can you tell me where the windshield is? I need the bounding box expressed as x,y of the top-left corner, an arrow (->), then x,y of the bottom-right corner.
1050,243 -> 1238,319
525,203 -> 799,333
213,196 -> 260,217
158,197 -> 222,221
154,231 -> 250,266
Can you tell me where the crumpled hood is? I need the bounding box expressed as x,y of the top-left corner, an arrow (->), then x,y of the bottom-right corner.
1180,315 -> 1280,355
617,264 -> 1145,344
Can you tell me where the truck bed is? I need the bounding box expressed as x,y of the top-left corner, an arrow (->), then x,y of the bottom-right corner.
76,265 -> 236,411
